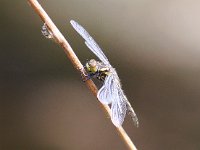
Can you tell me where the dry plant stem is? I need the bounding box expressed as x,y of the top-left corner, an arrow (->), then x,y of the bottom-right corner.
27,0 -> 137,150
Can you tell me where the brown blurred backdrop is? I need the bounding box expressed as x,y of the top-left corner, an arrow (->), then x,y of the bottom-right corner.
1,0 -> 200,150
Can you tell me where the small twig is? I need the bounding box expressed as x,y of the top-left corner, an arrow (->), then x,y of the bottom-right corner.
27,0 -> 137,149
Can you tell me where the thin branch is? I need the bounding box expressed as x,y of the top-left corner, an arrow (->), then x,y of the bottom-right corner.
27,0 -> 137,149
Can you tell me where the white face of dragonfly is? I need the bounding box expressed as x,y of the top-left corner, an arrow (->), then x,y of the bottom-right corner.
85,59 -> 98,73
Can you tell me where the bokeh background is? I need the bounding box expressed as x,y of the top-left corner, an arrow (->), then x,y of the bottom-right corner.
1,0 -> 200,149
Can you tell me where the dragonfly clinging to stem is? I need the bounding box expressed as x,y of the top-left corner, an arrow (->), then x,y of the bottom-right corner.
70,20 -> 139,127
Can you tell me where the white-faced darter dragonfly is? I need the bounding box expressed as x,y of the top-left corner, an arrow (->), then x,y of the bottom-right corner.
70,20 -> 139,127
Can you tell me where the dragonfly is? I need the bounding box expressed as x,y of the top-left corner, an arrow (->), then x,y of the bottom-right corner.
70,20 -> 139,127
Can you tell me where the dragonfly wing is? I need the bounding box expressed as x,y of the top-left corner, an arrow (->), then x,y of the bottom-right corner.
111,96 -> 127,127
111,71 -> 139,127
126,97 -> 139,127
98,73 -> 127,127
70,20 -> 110,65
97,74 -> 114,104
117,79 -> 139,127
85,41 -> 109,65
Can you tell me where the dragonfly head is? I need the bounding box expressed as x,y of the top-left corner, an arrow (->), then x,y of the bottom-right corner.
86,59 -> 98,73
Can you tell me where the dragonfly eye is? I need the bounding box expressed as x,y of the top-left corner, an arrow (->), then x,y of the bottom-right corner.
88,59 -> 97,68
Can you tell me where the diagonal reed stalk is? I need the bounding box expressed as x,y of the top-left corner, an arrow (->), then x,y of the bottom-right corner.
27,0 -> 138,149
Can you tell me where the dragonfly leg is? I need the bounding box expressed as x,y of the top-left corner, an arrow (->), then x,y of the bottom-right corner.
79,67 -> 96,82
83,73 -> 97,82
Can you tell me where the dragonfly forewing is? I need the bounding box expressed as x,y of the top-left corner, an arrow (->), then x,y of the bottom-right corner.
70,20 -> 110,65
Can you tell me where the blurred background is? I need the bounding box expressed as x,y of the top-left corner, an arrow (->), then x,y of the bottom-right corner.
1,0 -> 200,149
